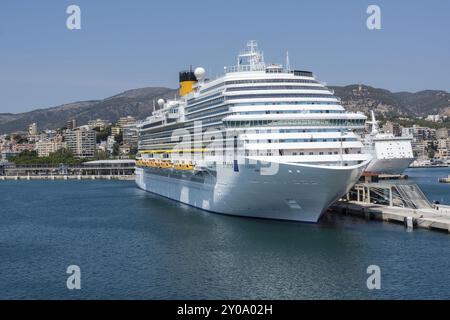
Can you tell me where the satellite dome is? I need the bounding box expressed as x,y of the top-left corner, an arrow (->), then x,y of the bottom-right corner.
157,99 -> 165,107
194,67 -> 206,80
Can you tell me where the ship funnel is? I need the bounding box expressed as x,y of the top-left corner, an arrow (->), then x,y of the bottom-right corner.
179,67 -> 197,97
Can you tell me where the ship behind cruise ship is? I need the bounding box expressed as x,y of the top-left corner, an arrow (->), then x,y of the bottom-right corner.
364,111 -> 414,174
135,41 -> 372,222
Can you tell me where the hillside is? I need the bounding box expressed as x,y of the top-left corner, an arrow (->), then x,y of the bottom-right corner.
1,84 -> 449,134
0,87 -> 177,134
330,85 -> 450,117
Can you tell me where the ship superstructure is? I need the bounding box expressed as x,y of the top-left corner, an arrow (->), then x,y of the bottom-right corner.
364,111 -> 414,174
135,41 -> 372,222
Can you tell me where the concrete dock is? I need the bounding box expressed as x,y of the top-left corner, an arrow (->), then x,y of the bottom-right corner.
0,175 -> 135,181
329,178 -> 450,233
331,200 -> 450,233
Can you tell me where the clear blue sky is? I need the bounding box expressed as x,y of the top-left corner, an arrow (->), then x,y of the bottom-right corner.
1,0 -> 449,113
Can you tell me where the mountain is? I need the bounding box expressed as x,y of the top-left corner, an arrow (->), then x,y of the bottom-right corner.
0,87 -> 177,134
329,85 -> 450,118
1,84 -> 449,134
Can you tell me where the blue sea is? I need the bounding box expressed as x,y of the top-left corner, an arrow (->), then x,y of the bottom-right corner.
0,167 -> 449,299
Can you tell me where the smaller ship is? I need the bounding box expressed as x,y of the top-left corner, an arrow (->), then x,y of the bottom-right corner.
363,111 -> 414,174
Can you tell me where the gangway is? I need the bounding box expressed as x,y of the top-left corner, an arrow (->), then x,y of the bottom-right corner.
348,182 -> 433,209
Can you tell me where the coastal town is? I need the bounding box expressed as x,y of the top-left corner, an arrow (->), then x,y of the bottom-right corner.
0,116 -> 139,179
0,116 -> 138,160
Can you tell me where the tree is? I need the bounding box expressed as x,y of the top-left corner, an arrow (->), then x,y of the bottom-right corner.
95,125 -> 112,143
94,150 -> 109,160
112,143 -> 120,157
13,134 -> 28,144
428,150 -> 435,159
9,148 -> 87,165
114,134 -> 123,144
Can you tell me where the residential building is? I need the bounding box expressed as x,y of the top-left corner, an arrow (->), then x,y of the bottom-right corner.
106,135 -> 116,154
12,143 -> 35,153
426,114 -> 441,122
28,123 -> 38,136
122,124 -> 138,148
88,119 -> 111,130
66,119 -> 77,130
436,128 -> 449,139
64,129 -> 96,158
35,140 -> 67,157
411,140 -> 427,158
111,126 -> 121,136
117,116 -> 136,128
382,121 -> 401,136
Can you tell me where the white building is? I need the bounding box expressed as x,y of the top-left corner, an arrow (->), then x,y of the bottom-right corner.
426,114 -> 441,122
123,124 -> 138,148
111,126 -> 121,136
28,123 -> 38,136
36,140 -> 67,157
106,135 -> 116,153
64,129 -> 97,158
117,116 -> 136,128
88,119 -> 111,130
436,128 -> 449,139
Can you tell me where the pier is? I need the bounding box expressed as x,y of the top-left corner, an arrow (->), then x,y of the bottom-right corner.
0,160 -> 136,181
0,175 -> 134,181
331,181 -> 450,233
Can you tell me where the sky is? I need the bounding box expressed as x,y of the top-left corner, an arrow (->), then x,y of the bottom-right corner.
0,0 -> 449,114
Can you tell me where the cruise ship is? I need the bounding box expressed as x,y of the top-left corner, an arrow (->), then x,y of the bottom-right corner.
135,41 -> 372,222
364,111 -> 414,174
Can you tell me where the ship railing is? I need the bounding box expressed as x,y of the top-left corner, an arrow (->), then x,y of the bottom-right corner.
224,64 -> 266,73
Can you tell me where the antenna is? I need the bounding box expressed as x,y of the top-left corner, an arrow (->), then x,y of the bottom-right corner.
247,40 -> 257,53
286,51 -> 291,71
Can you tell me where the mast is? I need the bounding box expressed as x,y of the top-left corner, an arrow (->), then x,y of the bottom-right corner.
367,110 -> 379,135
286,51 -> 290,71
237,40 -> 265,71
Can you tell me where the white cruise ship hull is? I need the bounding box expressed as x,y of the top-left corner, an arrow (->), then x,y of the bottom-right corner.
135,160 -> 368,222
365,157 -> 414,175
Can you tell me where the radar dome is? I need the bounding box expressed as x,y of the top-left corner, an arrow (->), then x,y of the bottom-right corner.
194,67 -> 206,80
157,99 -> 165,107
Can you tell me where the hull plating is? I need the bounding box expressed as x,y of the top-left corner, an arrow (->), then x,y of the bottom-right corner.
135,160 -> 367,222
365,157 -> 414,175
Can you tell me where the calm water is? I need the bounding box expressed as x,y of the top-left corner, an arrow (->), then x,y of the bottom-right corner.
0,168 -> 449,299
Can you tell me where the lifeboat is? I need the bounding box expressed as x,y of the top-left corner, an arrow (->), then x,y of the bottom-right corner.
149,159 -> 157,167
174,161 -> 194,170
160,160 -> 173,168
